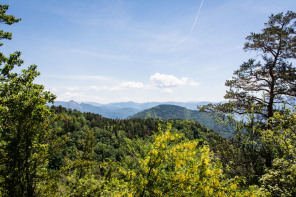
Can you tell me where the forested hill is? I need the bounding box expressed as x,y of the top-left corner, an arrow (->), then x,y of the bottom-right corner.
129,104 -> 234,138
48,105 -> 223,165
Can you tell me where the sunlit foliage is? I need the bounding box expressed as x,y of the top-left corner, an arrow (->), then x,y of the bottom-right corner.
120,124 -> 263,197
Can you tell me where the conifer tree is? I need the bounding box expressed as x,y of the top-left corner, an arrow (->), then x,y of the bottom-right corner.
201,11 -> 296,120
225,11 -> 296,119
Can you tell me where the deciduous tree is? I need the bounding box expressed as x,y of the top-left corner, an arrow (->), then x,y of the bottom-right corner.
120,124 -> 263,196
0,3 -> 56,196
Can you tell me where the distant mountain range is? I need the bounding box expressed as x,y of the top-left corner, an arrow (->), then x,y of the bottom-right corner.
49,100 -> 139,119
129,104 -> 233,138
49,101 -> 233,137
83,101 -> 212,111
49,100 -> 212,119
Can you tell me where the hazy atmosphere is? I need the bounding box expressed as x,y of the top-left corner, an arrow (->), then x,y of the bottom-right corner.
3,0 -> 295,103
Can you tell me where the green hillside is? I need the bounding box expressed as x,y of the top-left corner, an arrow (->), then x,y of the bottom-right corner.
129,104 -> 234,138
47,105 -> 224,167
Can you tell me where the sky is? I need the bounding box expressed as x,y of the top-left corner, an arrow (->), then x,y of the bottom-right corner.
2,0 -> 295,104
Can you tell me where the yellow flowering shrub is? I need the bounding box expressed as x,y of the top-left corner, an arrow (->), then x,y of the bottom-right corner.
119,124 -> 262,197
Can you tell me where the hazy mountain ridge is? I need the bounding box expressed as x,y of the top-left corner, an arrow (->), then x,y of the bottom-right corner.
50,100 -> 212,119
129,104 -> 233,138
84,101 -> 212,110
49,100 -> 140,119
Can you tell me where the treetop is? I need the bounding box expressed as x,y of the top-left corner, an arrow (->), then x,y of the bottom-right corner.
0,4 -> 21,47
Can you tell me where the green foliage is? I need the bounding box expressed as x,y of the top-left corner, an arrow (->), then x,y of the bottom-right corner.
208,106 -> 296,196
39,121 -> 129,197
45,106 -> 252,196
260,158 -> 296,197
0,53 -> 56,196
258,108 -> 296,196
119,124 -> 264,197
0,3 -> 56,196
260,108 -> 296,160
48,106 -> 220,165
0,4 -> 21,46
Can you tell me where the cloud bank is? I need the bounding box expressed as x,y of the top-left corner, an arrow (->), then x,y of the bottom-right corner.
150,73 -> 199,88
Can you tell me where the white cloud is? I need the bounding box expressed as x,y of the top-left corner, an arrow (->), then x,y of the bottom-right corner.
118,81 -> 144,89
110,81 -> 145,91
150,73 -> 199,88
150,73 -> 187,88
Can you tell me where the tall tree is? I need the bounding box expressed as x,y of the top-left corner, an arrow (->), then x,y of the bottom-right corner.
203,11 -> 296,120
198,11 -> 296,184
0,4 -> 56,196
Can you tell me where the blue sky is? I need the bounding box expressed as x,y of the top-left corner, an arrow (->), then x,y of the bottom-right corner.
2,0 -> 295,103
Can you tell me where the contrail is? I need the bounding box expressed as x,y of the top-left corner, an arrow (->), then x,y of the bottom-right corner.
170,0 -> 205,52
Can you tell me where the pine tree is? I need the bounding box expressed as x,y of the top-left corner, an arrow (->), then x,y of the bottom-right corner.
224,11 -> 296,119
